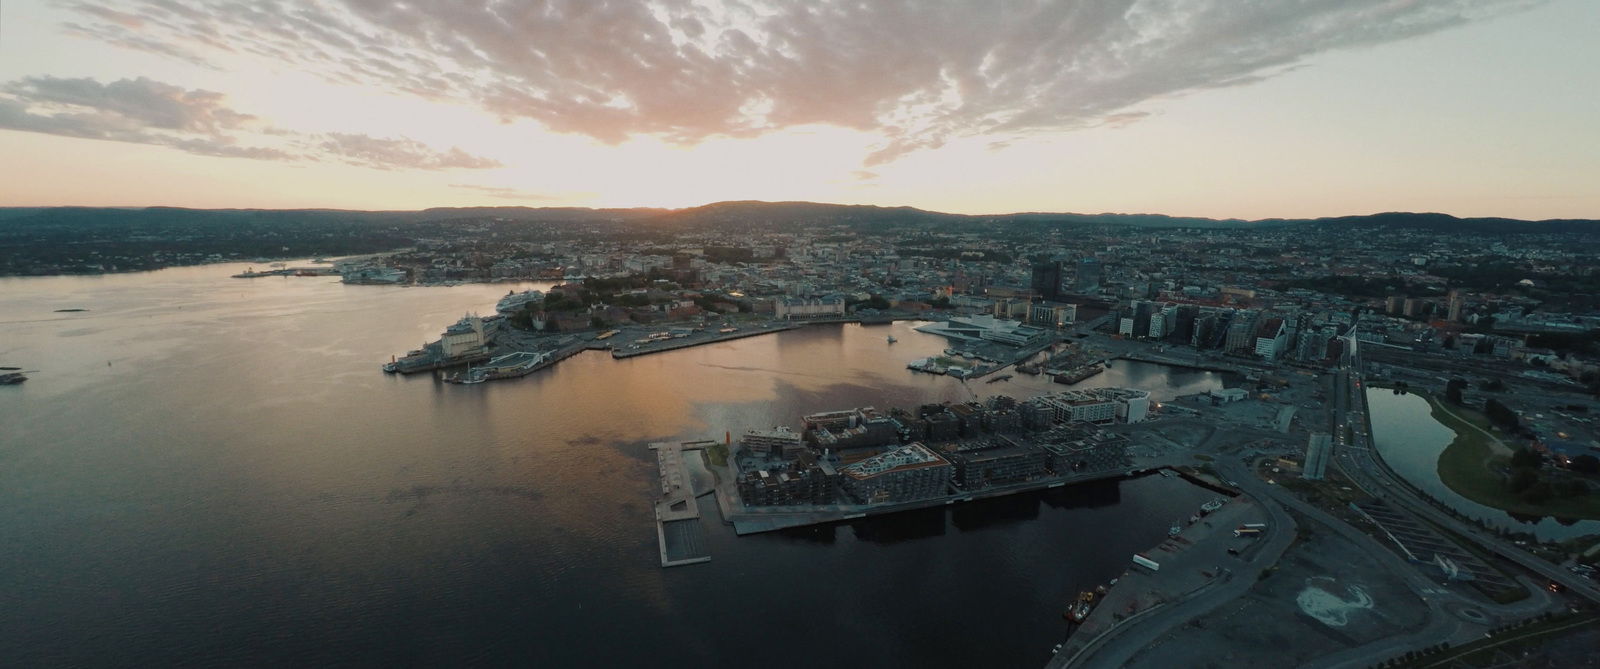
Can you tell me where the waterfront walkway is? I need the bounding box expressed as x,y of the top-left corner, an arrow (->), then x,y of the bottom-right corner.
652,442 -> 716,567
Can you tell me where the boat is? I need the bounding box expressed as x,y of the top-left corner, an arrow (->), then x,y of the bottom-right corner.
887,335 -> 897,344
985,374 -> 1012,384
1169,523 -> 1181,537
0,372 -> 26,385
495,289 -> 545,315
1188,513 -> 1201,525
1200,498 -> 1225,515
1065,591 -> 1095,624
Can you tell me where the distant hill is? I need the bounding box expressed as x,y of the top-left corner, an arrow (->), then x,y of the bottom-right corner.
1,201 -> 1595,232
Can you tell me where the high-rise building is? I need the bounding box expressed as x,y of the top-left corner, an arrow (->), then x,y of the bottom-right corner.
1226,310 -> 1261,352
1074,258 -> 1102,293
1031,261 -> 1066,302
1304,433 -> 1332,480
1448,297 -> 1464,322
1254,318 -> 1288,360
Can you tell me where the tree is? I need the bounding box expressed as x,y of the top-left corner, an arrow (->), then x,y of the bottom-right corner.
1511,447 -> 1542,469
1507,467 -> 1539,493
1485,398 -> 1519,429
1522,482 -> 1553,504
1446,385 -> 1463,405
1572,454 -> 1600,475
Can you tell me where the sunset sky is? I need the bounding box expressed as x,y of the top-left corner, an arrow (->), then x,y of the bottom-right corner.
2,0 -> 1596,219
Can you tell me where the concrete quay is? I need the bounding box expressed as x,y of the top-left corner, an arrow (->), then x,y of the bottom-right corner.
1049,491 -> 1291,669
652,441 -> 717,567
611,324 -> 798,359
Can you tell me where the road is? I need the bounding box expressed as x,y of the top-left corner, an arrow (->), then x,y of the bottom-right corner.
1062,461 -> 1298,668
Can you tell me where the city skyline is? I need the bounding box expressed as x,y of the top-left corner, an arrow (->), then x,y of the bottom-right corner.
1,1 -> 1596,220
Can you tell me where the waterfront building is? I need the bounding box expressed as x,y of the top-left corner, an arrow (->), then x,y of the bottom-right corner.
949,402 -> 987,438
838,443 -> 952,504
1304,432 -> 1332,481
943,437 -> 1049,489
920,406 -> 962,443
1019,400 -> 1055,431
803,407 -> 898,451
1029,301 -> 1078,329
1036,387 -> 1151,424
441,314 -> 489,358
1226,310 -> 1261,353
737,451 -> 839,506
775,296 -> 846,319
741,426 -> 806,459
1035,423 -> 1130,474
915,315 -> 1049,347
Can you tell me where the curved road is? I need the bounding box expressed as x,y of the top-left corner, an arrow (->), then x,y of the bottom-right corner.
1064,458 -> 1298,668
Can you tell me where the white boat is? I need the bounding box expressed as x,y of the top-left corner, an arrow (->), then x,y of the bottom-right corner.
496,289 -> 545,314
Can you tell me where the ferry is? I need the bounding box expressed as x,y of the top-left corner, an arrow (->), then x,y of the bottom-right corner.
495,289 -> 545,315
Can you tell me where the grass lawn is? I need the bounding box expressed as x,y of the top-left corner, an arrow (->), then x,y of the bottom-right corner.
706,443 -> 729,467
1423,392 -> 1600,520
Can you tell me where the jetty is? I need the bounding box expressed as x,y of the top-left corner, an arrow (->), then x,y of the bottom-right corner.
651,441 -> 718,567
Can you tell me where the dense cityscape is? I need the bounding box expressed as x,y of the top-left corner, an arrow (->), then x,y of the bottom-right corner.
7,1 -> 1600,667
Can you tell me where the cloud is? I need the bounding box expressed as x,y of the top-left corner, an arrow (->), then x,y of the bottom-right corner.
61,0 -> 1545,164
0,75 -> 499,170
321,134 -> 502,170
447,184 -> 568,201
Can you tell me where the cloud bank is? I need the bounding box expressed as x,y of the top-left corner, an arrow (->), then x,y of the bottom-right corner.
60,0 -> 1541,164
0,75 -> 500,169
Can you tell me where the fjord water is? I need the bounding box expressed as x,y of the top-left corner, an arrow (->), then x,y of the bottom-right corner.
1,264 -> 1226,668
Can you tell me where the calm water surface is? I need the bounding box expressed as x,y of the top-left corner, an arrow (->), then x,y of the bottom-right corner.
2,263 -> 1225,668
1365,389 -> 1600,540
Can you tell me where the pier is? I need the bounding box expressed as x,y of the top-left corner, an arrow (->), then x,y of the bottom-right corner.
651,441 -> 718,567
611,325 -> 797,359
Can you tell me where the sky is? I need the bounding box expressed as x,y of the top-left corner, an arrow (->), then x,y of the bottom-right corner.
0,0 -> 1596,220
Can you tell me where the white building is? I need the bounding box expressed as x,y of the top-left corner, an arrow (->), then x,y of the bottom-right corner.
742,426 -> 806,459
1254,318 -> 1288,360
916,315 -> 1049,347
775,297 -> 846,319
1037,387 -> 1151,424
1030,302 -> 1078,328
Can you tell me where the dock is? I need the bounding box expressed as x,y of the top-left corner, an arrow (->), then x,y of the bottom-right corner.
612,325 -> 797,359
651,441 -> 718,567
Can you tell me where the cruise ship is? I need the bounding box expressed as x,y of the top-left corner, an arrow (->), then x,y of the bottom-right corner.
495,289 -> 544,315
